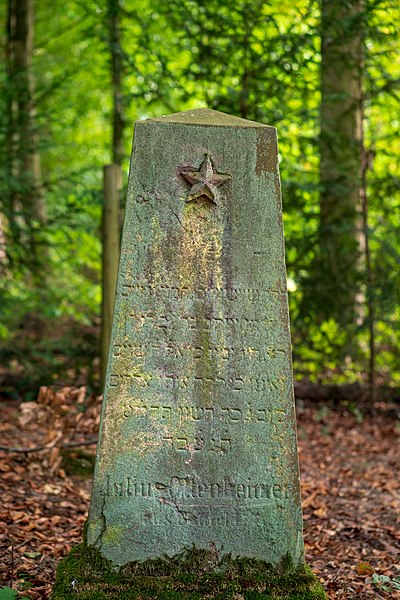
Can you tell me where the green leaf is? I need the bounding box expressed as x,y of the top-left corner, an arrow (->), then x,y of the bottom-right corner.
0,587 -> 18,600
392,579 -> 400,590
23,551 -> 41,559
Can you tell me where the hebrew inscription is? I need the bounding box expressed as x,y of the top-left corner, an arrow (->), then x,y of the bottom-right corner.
87,108 -> 304,568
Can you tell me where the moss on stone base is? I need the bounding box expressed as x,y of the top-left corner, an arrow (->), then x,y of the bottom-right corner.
52,543 -> 326,599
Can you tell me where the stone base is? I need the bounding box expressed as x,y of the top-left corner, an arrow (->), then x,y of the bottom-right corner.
52,543 -> 326,599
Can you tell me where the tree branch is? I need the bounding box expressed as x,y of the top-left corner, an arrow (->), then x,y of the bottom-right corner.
0,437 -> 98,453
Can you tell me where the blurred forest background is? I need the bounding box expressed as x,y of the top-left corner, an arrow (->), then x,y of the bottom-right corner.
0,0 -> 399,400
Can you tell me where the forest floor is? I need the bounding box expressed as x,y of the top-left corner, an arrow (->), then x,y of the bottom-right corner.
0,388 -> 399,599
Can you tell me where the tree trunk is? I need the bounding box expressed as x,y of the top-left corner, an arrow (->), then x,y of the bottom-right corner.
6,0 -> 47,271
318,0 -> 364,325
100,0 -> 125,390
5,0 -> 19,247
108,0 -> 124,167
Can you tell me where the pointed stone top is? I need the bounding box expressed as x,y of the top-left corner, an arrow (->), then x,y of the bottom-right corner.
140,108 -> 274,129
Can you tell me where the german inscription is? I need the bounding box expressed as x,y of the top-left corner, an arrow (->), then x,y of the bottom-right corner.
87,108 -> 304,568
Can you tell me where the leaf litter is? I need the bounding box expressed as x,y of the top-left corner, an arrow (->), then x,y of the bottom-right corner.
0,387 -> 399,599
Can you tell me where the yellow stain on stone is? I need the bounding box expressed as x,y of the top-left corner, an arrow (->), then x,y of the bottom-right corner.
98,358 -> 152,472
102,525 -> 124,545
178,200 -> 224,292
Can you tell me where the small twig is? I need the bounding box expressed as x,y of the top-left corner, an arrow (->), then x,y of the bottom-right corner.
0,438 -> 98,453
10,542 -> 14,588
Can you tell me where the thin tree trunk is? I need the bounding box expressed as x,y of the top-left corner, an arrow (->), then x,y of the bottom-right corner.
239,27 -> 250,120
5,0 -> 20,248
318,0 -> 364,325
360,145 -> 375,407
108,0 -> 124,167
100,0 -> 125,389
7,0 -> 47,275
14,0 -> 46,228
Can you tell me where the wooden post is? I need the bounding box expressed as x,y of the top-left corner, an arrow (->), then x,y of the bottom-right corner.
101,164 -> 121,391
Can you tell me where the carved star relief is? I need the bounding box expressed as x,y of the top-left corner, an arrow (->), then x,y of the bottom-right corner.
180,155 -> 231,204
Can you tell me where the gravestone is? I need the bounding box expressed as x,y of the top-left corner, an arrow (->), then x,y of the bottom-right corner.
87,108 -> 305,569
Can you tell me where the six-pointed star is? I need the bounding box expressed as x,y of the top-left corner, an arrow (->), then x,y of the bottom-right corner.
180,155 -> 231,204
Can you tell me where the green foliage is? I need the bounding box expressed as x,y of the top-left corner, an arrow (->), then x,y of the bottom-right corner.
61,449 -> 96,478
52,543 -> 326,599
366,573 -> 400,593
0,0 -> 399,394
0,587 -> 28,600
0,589 -> 17,600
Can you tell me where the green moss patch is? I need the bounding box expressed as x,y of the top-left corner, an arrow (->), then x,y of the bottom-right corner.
61,449 -> 95,478
52,544 -> 326,599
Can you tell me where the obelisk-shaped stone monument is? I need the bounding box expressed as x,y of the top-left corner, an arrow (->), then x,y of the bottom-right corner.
88,108 -> 304,568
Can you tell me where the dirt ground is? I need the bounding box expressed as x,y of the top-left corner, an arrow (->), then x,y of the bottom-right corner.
0,388 -> 399,599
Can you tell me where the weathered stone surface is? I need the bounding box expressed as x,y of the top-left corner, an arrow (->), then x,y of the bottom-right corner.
87,108 -> 304,568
